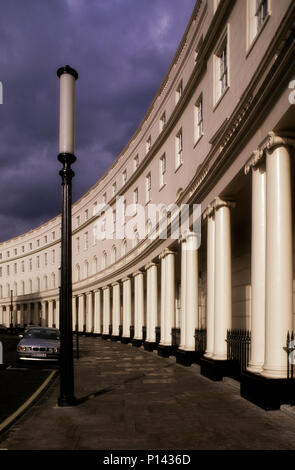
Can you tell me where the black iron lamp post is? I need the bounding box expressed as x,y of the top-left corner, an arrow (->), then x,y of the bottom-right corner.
57,65 -> 78,407
10,290 -> 13,331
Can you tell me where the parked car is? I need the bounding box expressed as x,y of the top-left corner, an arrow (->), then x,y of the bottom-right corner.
17,327 -> 60,361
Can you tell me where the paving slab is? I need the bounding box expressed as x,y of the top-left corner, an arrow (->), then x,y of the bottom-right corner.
1,336 -> 295,450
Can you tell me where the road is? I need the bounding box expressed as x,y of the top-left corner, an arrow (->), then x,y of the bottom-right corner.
0,334 -> 58,425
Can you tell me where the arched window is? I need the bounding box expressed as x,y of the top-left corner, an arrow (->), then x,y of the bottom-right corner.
29,280 -> 32,294
93,256 -> 98,274
76,265 -> 80,281
14,282 -> 17,296
0,285 -> 3,299
21,281 -> 25,295
44,275 -> 48,290
6,283 -> 10,298
146,218 -> 152,237
132,228 -> 139,248
111,245 -> 116,264
37,278 -> 40,292
84,261 -> 89,279
51,273 -> 56,289
102,251 -> 107,269
121,239 -> 127,257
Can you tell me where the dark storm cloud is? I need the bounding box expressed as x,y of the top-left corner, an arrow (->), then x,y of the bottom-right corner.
0,0 -> 196,242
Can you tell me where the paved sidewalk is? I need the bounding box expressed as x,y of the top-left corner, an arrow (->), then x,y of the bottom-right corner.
1,336 -> 295,450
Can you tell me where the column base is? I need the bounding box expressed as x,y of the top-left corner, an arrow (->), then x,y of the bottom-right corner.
158,344 -> 173,358
121,336 -> 131,344
144,341 -> 157,352
176,349 -> 197,367
132,338 -> 143,347
85,332 -> 93,337
102,334 -> 110,340
200,357 -> 239,381
93,333 -> 102,337
111,335 -> 120,342
240,370 -> 295,410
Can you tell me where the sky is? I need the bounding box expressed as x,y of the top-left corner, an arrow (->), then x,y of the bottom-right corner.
0,0 -> 196,243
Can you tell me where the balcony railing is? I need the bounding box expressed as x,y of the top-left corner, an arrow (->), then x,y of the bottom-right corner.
226,329 -> 251,372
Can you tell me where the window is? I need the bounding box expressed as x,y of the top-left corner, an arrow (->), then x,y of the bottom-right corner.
0,267 -> 2,277
14,248 -> 17,256
134,154 -> 139,172
111,246 -> 116,264
248,0 -> 269,46
133,188 -> 138,214
76,216 -> 80,227
52,232 -> 55,241
6,265 -> 10,276
214,31 -> 229,104
112,182 -> 117,196
29,259 -> 32,271
37,239 -> 40,247
29,243 -> 32,250
176,80 -> 183,104
21,260 -> 24,273
146,173 -> 151,203
146,135 -> 152,154
76,237 -> 80,254
44,235 -> 47,244
37,278 -> 40,292
160,154 -> 166,188
22,246 -> 25,253
14,263 -> 17,275
37,256 -> 40,268
44,275 -> 48,290
160,112 -> 166,132
0,253 -> 2,260
52,250 -> 55,264
93,201 -> 98,216
102,193 -> 107,205
29,279 -> 32,294
112,210 -> 116,234
194,95 -> 203,142
122,169 -> 127,186
175,129 -> 183,169
85,209 -> 88,221
44,253 -> 48,266
122,199 -> 126,224
84,232 -> 88,250
102,251 -> 107,269
6,251 -> 10,258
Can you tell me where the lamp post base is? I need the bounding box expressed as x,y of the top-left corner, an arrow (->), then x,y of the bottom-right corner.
58,395 -> 77,407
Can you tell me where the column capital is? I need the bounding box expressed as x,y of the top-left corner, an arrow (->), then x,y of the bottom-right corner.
266,131 -> 295,153
212,197 -> 235,212
244,149 -> 265,175
202,204 -> 214,220
145,261 -> 158,271
92,288 -> 100,293
111,281 -> 120,287
78,293 -> 84,297
122,276 -> 132,283
102,285 -> 110,291
133,270 -> 144,278
86,291 -> 93,296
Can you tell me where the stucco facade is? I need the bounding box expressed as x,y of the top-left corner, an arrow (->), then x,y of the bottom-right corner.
1,0 -> 295,407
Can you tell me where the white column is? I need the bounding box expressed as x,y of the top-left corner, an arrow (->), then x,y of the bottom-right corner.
20,304 -> 25,328
78,294 -> 85,332
3,306 -> 9,327
48,300 -> 54,328
112,283 -> 120,337
93,289 -> 102,335
245,156 -> 266,373
102,286 -> 111,336
184,232 -> 199,351
0,305 -> 3,325
55,299 -> 60,329
159,252 -> 166,345
145,262 -> 158,344
161,250 -> 175,346
212,197 -> 234,360
179,238 -> 187,350
203,206 -> 215,358
122,277 -> 132,339
86,292 -> 93,333
262,134 -> 293,378
72,296 -> 77,331
133,271 -> 144,341
41,301 -> 47,327
33,303 -> 39,325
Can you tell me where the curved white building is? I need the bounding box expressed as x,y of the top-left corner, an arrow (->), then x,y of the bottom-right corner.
1,0 -> 295,409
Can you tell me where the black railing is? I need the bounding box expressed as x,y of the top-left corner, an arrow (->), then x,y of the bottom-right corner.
119,325 -> 123,338
226,329 -> 251,371
172,328 -> 181,349
285,331 -> 295,379
142,326 -> 147,342
195,329 -> 206,353
155,327 -> 160,344
130,325 -> 134,340
109,324 -> 112,336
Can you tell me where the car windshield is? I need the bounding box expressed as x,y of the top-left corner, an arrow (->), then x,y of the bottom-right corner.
24,329 -> 60,340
